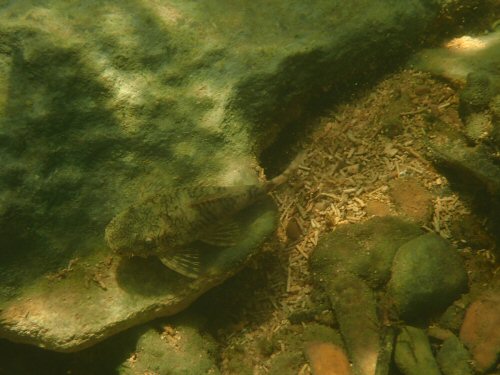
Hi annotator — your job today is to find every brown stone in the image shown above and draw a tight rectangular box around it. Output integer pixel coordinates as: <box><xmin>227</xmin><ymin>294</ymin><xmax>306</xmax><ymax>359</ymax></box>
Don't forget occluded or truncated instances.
<box><xmin>306</xmin><ymin>342</ymin><xmax>353</xmax><ymax>375</ymax></box>
<box><xmin>460</xmin><ymin>294</ymin><xmax>500</xmax><ymax>372</ymax></box>
<box><xmin>389</xmin><ymin>178</ymin><xmax>433</xmax><ymax>223</ymax></box>
<box><xmin>286</xmin><ymin>217</ymin><xmax>303</xmax><ymax>241</ymax></box>
<box><xmin>365</xmin><ymin>200</ymin><xmax>392</xmax><ymax>217</ymax></box>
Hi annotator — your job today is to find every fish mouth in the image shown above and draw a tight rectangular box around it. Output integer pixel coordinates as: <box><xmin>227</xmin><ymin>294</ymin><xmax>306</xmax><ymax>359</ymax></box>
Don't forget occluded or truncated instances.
<box><xmin>113</xmin><ymin>247</ymin><xmax>149</xmax><ymax>259</ymax></box>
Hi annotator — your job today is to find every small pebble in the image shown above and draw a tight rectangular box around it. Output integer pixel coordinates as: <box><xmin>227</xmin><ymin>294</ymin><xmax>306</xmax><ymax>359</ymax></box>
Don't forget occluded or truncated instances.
<box><xmin>415</xmin><ymin>85</ymin><xmax>431</xmax><ymax>96</ymax></box>
<box><xmin>286</xmin><ymin>218</ymin><xmax>302</xmax><ymax>241</ymax></box>
<box><xmin>345</xmin><ymin>164</ymin><xmax>360</xmax><ymax>174</ymax></box>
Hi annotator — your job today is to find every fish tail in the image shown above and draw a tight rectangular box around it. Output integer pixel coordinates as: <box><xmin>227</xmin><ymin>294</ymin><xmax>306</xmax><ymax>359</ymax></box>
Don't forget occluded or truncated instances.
<box><xmin>266</xmin><ymin>151</ymin><xmax>306</xmax><ymax>191</ymax></box>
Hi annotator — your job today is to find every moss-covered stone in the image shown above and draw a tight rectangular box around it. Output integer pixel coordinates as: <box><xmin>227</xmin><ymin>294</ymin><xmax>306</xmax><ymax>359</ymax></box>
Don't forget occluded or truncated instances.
<box><xmin>311</xmin><ymin>217</ymin><xmax>425</xmax><ymax>374</ymax></box>
<box><xmin>267</xmin><ymin>323</ymin><xmax>343</xmax><ymax>375</ymax></box>
<box><xmin>324</xmin><ymin>270</ymin><xmax>380</xmax><ymax>375</ymax></box>
<box><xmin>394</xmin><ymin>326</ymin><xmax>441</xmax><ymax>375</ymax></box>
<box><xmin>438</xmin><ymin>301</ymin><xmax>467</xmax><ymax>332</ymax></box>
<box><xmin>118</xmin><ymin>323</ymin><xmax>220</xmax><ymax>375</ymax></box>
<box><xmin>268</xmin><ymin>351</ymin><xmax>305</xmax><ymax>375</ymax></box>
<box><xmin>436</xmin><ymin>335</ymin><xmax>474</xmax><ymax>375</ymax></box>
<box><xmin>387</xmin><ymin>233</ymin><xmax>468</xmax><ymax>321</ymax></box>
<box><xmin>311</xmin><ymin>216</ymin><xmax>423</xmax><ymax>288</ymax></box>
<box><xmin>302</xmin><ymin>323</ymin><xmax>343</xmax><ymax>347</ymax></box>
<box><xmin>460</xmin><ymin>72</ymin><xmax>494</xmax><ymax>115</ymax></box>
<box><xmin>464</xmin><ymin>112</ymin><xmax>493</xmax><ymax>142</ymax></box>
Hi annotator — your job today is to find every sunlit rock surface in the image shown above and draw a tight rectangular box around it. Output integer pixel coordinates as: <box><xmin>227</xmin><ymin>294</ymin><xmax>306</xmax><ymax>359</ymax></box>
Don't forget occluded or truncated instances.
<box><xmin>0</xmin><ymin>0</ymin><xmax>456</xmax><ymax>351</ymax></box>
<box><xmin>411</xmin><ymin>29</ymin><xmax>500</xmax><ymax>86</ymax></box>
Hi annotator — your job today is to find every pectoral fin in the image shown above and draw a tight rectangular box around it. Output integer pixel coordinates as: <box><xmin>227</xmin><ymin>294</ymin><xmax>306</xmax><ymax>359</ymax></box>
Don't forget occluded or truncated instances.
<box><xmin>159</xmin><ymin>247</ymin><xmax>200</xmax><ymax>279</ymax></box>
<box><xmin>200</xmin><ymin>221</ymin><xmax>241</xmax><ymax>247</ymax></box>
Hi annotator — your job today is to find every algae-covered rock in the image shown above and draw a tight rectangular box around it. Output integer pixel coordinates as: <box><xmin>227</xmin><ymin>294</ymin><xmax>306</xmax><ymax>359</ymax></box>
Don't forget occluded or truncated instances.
<box><xmin>311</xmin><ymin>217</ymin><xmax>424</xmax><ymax>375</ymax></box>
<box><xmin>310</xmin><ymin>219</ymin><xmax>468</xmax><ymax>373</ymax></box>
<box><xmin>311</xmin><ymin>216</ymin><xmax>423</xmax><ymax>289</ymax></box>
<box><xmin>460</xmin><ymin>72</ymin><xmax>494</xmax><ymax>116</ymax></box>
<box><xmin>0</xmin><ymin>0</ymin><xmax>468</xmax><ymax>353</ymax></box>
<box><xmin>302</xmin><ymin>323</ymin><xmax>344</xmax><ymax>346</ymax></box>
<box><xmin>268</xmin><ymin>352</ymin><xmax>305</xmax><ymax>375</ymax></box>
<box><xmin>394</xmin><ymin>326</ymin><xmax>441</xmax><ymax>375</ymax></box>
<box><xmin>464</xmin><ymin>112</ymin><xmax>493</xmax><ymax>142</ymax></box>
<box><xmin>118</xmin><ymin>323</ymin><xmax>220</xmax><ymax>375</ymax></box>
<box><xmin>387</xmin><ymin>233</ymin><xmax>468</xmax><ymax>320</ymax></box>
<box><xmin>436</xmin><ymin>335</ymin><xmax>474</xmax><ymax>375</ymax></box>
<box><xmin>265</xmin><ymin>323</ymin><xmax>343</xmax><ymax>375</ymax></box>
<box><xmin>492</xmin><ymin>94</ymin><xmax>500</xmax><ymax>143</ymax></box>
<box><xmin>438</xmin><ymin>300</ymin><xmax>467</xmax><ymax>332</ymax></box>
<box><xmin>323</xmin><ymin>270</ymin><xmax>380</xmax><ymax>375</ymax></box>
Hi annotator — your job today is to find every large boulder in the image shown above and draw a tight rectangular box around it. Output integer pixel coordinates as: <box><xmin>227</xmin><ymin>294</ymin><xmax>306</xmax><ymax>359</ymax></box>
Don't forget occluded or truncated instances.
<box><xmin>0</xmin><ymin>0</ymin><xmax>464</xmax><ymax>351</ymax></box>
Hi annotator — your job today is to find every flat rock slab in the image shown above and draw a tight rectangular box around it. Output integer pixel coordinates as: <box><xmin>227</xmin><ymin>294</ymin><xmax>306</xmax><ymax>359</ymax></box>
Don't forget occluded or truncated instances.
<box><xmin>0</xmin><ymin>203</ymin><xmax>276</xmax><ymax>351</ymax></box>
<box><xmin>0</xmin><ymin>0</ymin><xmax>455</xmax><ymax>351</ymax></box>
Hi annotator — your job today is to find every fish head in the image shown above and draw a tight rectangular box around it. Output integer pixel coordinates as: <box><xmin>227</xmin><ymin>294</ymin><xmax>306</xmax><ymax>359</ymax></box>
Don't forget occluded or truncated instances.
<box><xmin>105</xmin><ymin>200</ymin><xmax>171</xmax><ymax>258</ymax></box>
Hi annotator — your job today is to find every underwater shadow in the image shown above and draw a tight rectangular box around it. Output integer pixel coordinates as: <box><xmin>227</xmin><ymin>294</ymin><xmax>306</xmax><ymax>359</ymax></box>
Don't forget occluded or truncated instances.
<box><xmin>115</xmin><ymin>256</ymin><xmax>187</xmax><ymax>297</ymax></box>
<box><xmin>0</xmin><ymin>323</ymin><xmax>147</xmax><ymax>375</ymax></box>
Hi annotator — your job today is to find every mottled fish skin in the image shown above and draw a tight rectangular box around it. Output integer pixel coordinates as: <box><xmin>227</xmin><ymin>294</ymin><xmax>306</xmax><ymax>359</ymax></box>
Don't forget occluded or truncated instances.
<box><xmin>106</xmin><ymin>185</ymin><xmax>263</xmax><ymax>252</ymax></box>
<box><xmin>104</xmin><ymin>152</ymin><xmax>305</xmax><ymax>277</ymax></box>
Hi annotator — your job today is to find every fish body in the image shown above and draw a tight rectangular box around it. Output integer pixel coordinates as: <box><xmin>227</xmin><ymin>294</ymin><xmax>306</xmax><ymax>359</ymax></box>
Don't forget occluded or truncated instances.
<box><xmin>105</xmin><ymin>153</ymin><xmax>304</xmax><ymax>278</ymax></box>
